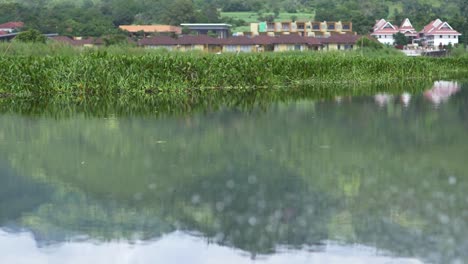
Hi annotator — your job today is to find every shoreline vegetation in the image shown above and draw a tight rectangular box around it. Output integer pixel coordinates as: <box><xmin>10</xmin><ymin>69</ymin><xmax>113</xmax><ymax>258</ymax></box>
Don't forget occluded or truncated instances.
<box><xmin>0</xmin><ymin>43</ymin><xmax>467</xmax><ymax>105</ymax></box>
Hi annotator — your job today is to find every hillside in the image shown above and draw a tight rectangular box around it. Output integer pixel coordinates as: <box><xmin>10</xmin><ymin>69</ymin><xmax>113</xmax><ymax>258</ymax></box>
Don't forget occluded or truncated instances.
<box><xmin>0</xmin><ymin>0</ymin><xmax>466</xmax><ymax>43</ymax></box>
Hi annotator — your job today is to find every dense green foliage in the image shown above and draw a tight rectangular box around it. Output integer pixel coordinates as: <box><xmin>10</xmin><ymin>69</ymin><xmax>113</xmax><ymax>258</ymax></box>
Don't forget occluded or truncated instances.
<box><xmin>13</xmin><ymin>29</ymin><xmax>47</xmax><ymax>43</ymax></box>
<box><xmin>0</xmin><ymin>50</ymin><xmax>467</xmax><ymax>100</ymax></box>
<box><xmin>0</xmin><ymin>0</ymin><xmax>466</xmax><ymax>42</ymax></box>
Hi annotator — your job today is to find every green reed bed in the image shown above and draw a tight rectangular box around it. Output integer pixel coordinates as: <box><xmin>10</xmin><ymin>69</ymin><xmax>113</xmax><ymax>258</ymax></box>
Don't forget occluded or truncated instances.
<box><xmin>0</xmin><ymin>51</ymin><xmax>467</xmax><ymax>100</ymax></box>
<box><xmin>0</xmin><ymin>78</ymin><xmax>443</xmax><ymax>117</ymax></box>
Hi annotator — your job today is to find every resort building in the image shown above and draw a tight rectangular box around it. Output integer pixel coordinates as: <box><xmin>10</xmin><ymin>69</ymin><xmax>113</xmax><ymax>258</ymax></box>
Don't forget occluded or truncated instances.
<box><xmin>119</xmin><ymin>25</ymin><xmax>182</xmax><ymax>37</ymax></box>
<box><xmin>398</xmin><ymin>18</ymin><xmax>418</xmax><ymax>43</ymax></box>
<box><xmin>370</xmin><ymin>19</ymin><xmax>399</xmax><ymax>45</ymax></box>
<box><xmin>249</xmin><ymin>21</ymin><xmax>354</xmax><ymax>37</ymax></box>
<box><xmin>52</xmin><ymin>34</ymin><xmax>361</xmax><ymax>53</ymax></box>
<box><xmin>180</xmin><ymin>23</ymin><xmax>231</xmax><ymax>39</ymax></box>
<box><xmin>177</xmin><ymin>35</ymin><xmax>222</xmax><ymax>52</ymax></box>
<box><xmin>419</xmin><ymin>19</ymin><xmax>461</xmax><ymax>48</ymax></box>
<box><xmin>321</xmin><ymin>34</ymin><xmax>360</xmax><ymax>51</ymax></box>
<box><xmin>133</xmin><ymin>34</ymin><xmax>359</xmax><ymax>52</ymax></box>
<box><xmin>0</xmin><ymin>21</ymin><xmax>24</xmax><ymax>33</ymax></box>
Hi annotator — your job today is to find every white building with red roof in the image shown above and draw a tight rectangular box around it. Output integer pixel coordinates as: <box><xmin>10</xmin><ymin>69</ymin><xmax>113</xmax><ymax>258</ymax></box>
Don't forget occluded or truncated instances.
<box><xmin>399</xmin><ymin>18</ymin><xmax>417</xmax><ymax>42</ymax></box>
<box><xmin>419</xmin><ymin>19</ymin><xmax>461</xmax><ymax>48</ymax></box>
<box><xmin>0</xmin><ymin>21</ymin><xmax>24</xmax><ymax>33</ymax></box>
<box><xmin>370</xmin><ymin>19</ymin><xmax>399</xmax><ymax>45</ymax></box>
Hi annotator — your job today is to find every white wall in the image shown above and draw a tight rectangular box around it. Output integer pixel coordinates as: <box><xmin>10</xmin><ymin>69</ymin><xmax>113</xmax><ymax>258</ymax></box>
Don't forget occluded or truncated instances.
<box><xmin>430</xmin><ymin>35</ymin><xmax>459</xmax><ymax>47</ymax></box>
<box><xmin>374</xmin><ymin>34</ymin><xmax>394</xmax><ymax>45</ymax></box>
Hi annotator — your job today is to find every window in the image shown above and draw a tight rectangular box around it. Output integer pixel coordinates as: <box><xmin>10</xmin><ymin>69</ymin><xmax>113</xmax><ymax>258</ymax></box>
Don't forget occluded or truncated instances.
<box><xmin>440</xmin><ymin>35</ymin><xmax>442</xmax><ymax>38</ymax></box>
<box><xmin>225</xmin><ymin>45</ymin><xmax>237</xmax><ymax>52</ymax></box>
<box><xmin>337</xmin><ymin>44</ymin><xmax>341</xmax><ymax>50</ymax></box>
<box><xmin>328</xmin><ymin>24</ymin><xmax>335</xmax><ymax>30</ymax></box>
<box><xmin>343</xmin><ymin>24</ymin><xmax>350</xmax><ymax>30</ymax></box>
<box><xmin>240</xmin><ymin>45</ymin><xmax>251</xmax><ymax>52</ymax></box>
<box><xmin>294</xmin><ymin>45</ymin><xmax>301</xmax><ymax>51</ymax></box>
<box><xmin>312</xmin><ymin>24</ymin><xmax>320</xmax><ymax>30</ymax></box>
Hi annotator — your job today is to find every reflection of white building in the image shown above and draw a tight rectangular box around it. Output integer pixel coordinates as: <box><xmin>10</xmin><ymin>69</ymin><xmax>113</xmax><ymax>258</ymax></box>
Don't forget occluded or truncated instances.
<box><xmin>400</xmin><ymin>93</ymin><xmax>411</xmax><ymax>107</ymax></box>
<box><xmin>374</xmin><ymin>93</ymin><xmax>393</xmax><ymax>107</ymax></box>
<box><xmin>424</xmin><ymin>81</ymin><xmax>460</xmax><ymax>106</ymax></box>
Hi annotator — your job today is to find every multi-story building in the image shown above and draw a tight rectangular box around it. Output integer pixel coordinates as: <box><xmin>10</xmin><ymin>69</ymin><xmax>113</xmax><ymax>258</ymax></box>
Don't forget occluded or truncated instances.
<box><xmin>370</xmin><ymin>19</ymin><xmax>399</xmax><ymax>45</ymax></box>
<box><xmin>419</xmin><ymin>19</ymin><xmax>461</xmax><ymax>48</ymax></box>
<box><xmin>250</xmin><ymin>21</ymin><xmax>353</xmax><ymax>37</ymax></box>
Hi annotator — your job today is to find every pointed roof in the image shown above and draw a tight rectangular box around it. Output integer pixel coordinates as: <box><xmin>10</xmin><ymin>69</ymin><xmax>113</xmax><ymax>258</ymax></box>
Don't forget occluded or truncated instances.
<box><xmin>371</xmin><ymin>19</ymin><xmax>399</xmax><ymax>35</ymax></box>
<box><xmin>399</xmin><ymin>18</ymin><xmax>417</xmax><ymax>36</ymax></box>
<box><xmin>420</xmin><ymin>19</ymin><xmax>461</xmax><ymax>36</ymax></box>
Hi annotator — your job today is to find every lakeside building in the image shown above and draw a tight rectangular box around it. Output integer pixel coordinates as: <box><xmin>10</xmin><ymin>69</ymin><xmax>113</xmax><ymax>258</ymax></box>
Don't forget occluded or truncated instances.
<box><xmin>0</xmin><ymin>21</ymin><xmax>24</xmax><ymax>34</ymax></box>
<box><xmin>371</xmin><ymin>18</ymin><xmax>461</xmax><ymax>48</ymax></box>
<box><xmin>398</xmin><ymin>18</ymin><xmax>418</xmax><ymax>43</ymax></box>
<box><xmin>418</xmin><ymin>19</ymin><xmax>461</xmax><ymax>48</ymax></box>
<box><xmin>249</xmin><ymin>21</ymin><xmax>354</xmax><ymax>37</ymax></box>
<box><xmin>370</xmin><ymin>19</ymin><xmax>399</xmax><ymax>45</ymax></box>
<box><xmin>371</xmin><ymin>18</ymin><xmax>417</xmax><ymax>45</ymax></box>
<box><xmin>119</xmin><ymin>25</ymin><xmax>182</xmax><ymax>37</ymax></box>
<box><xmin>180</xmin><ymin>23</ymin><xmax>231</xmax><ymax>39</ymax></box>
<box><xmin>51</xmin><ymin>34</ymin><xmax>360</xmax><ymax>52</ymax></box>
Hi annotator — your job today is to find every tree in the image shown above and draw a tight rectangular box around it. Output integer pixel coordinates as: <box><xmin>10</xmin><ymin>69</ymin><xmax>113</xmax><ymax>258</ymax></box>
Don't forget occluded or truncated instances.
<box><xmin>393</xmin><ymin>32</ymin><xmax>408</xmax><ymax>46</ymax></box>
<box><xmin>14</xmin><ymin>29</ymin><xmax>47</xmax><ymax>43</ymax></box>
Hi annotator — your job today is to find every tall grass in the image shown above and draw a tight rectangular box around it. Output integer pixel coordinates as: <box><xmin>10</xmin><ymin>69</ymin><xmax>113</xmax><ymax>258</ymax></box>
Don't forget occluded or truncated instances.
<box><xmin>0</xmin><ymin>47</ymin><xmax>467</xmax><ymax>100</ymax></box>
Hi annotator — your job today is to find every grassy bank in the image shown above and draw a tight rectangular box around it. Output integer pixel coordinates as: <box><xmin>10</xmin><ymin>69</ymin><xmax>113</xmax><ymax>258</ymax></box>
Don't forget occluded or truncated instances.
<box><xmin>0</xmin><ymin>47</ymin><xmax>467</xmax><ymax>101</ymax></box>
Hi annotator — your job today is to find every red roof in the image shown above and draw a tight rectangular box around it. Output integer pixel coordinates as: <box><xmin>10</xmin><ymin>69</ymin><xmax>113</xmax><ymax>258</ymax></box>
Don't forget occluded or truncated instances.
<box><xmin>178</xmin><ymin>35</ymin><xmax>221</xmax><ymax>45</ymax></box>
<box><xmin>138</xmin><ymin>36</ymin><xmax>178</xmax><ymax>46</ymax></box>
<box><xmin>252</xmin><ymin>35</ymin><xmax>274</xmax><ymax>45</ymax></box>
<box><xmin>0</xmin><ymin>21</ymin><xmax>24</xmax><ymax>29</ymax></box>
<box><xmin>420</xmin><ymin>19</ymin><xmax>461</xmax><ymax>36</ymax></box>
<box><xmin>321</xmin><ymin>34</ymin><xmax>360</xmax><ymax>44</ymax></box>
<box><xmin>271</xmin><ymin>34</ymin><xmax>308</xmax><ymax>44</ymax></box>
<box><xmin>305</xmin><ymin>37</ymin><xmax>321</xmax><ymax>46</ymax></box>
<box><xmin>371</xmin><ymin>19</ymin><xmax>399</xmax><ymax>35</ymax></box>
<box><xmin>222</xmin><ymin>36</ymin><xmax>255</xmax><ymax>45</ymax></box>
<box><xmin>119</xmin><ymin>25</ymin><xmax>182</xmax><ymax>34</ymax></box>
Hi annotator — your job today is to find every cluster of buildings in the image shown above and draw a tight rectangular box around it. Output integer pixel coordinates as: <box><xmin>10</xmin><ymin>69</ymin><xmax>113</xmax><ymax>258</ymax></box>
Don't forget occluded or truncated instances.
<box><xmin>0</xmin><ymin>17</ymin><xmax>462</xmax><ymax>52</ymax></box>
<box><xmin>371</xmin><ymin>18</ymin><xmax>461</xmax><ymax>47</ymax></box>
<box><xmin>50</xmin><ymin>34</ymin><xmax>360</xmax><ymax>52</ymax></box>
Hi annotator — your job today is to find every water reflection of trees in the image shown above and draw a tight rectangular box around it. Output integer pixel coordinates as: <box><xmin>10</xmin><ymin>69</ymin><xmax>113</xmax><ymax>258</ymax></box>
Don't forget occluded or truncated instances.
<box><xmin>0</xmin><ymin>81</ymin><xmax>467</xmax><ymax>262</ymax></box>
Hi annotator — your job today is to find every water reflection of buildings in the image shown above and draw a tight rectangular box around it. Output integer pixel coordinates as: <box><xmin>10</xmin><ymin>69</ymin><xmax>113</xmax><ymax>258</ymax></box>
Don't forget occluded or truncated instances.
<box><xmin>374</xmin><ymin>93</ymin><xmax>393</xmax><ymax>107</ymax></box>
<box><xmin>372</xmin><ymin>81</ymin><xmax>460</xmax><ymax>107</ymax></box>
<box><xmin>424</xmin><ymin>81</ymin><xmax>460</xmax><ymax>106</ymax></box>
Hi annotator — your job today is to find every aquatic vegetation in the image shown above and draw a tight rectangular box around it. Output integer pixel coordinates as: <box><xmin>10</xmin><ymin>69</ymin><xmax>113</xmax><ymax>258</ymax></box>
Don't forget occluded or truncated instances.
<box><xmin>0</xmin><ymin>51</ymin><xmax>467</xmax><ymax>100</ymax></box>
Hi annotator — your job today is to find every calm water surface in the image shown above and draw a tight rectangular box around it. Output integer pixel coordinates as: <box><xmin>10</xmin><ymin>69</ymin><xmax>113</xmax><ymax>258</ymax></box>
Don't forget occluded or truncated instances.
<box><xmin>0</xmin><ymin>81</ymin><xmax>467</xmax><ymax>264</ymax></box>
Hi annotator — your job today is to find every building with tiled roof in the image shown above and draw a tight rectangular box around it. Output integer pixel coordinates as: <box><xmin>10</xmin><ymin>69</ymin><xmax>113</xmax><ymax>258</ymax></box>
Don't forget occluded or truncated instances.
<box><xmin>419</xmin><ymin>19</ymin><xmax>461</xmax><ymax>48</ymax></box>
<box><xmin>119</xmin><ymin>25</ymin><xmax>182</xmax><ymax>36</ymax></box>
<box><xmin>370</xmin><ymin>19</ymin><xmax>399</xmax><ymax>45</ymax></box>
<box><xmin>50</xmin><ymin>34</ymin><xmax>363</xmax><ymax>53</ymax></box>
<box><xmin>321</xmin><ymin>34</ymin><xmax>361</xmax><ymax>50</ymax></box>
<box><xmin>399</xmin><ymin>19</ymin><xmax>417</xmax><ymax>37</ymax></box>
<box><xmin>0</xmin><ymin>21</ymin><xmax>24</xmax><ymax>33</ymax></box>
<box><xmin>138</xmin><ymin>36</ymin><xmax>178</xmax><ymax>50</ymax></box>
<box><xmin>177</xmin><ymin>35</ymin><xmax>222</xmax><ymax>52</ymax></box>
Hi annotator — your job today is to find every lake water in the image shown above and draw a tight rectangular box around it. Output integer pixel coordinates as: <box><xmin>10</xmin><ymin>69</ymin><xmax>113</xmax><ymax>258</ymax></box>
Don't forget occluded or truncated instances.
<box><xmin>0</xmin><ymin>81</ymin><xmax>467</xmax><ymax>264</ymax></box>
